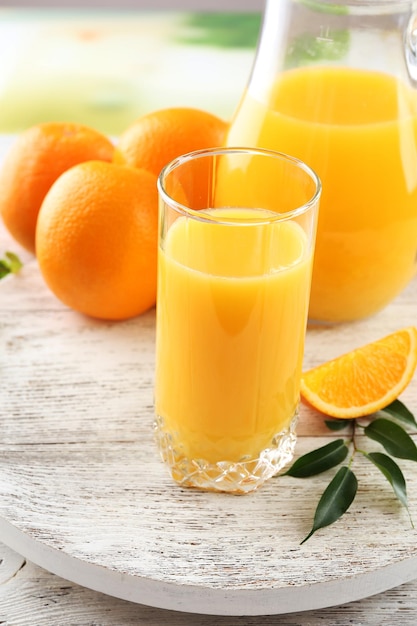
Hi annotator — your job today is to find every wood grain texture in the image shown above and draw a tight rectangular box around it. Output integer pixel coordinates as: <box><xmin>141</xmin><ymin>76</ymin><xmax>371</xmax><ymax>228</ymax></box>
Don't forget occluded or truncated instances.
<box><xmin>1</xmin><ymin>259</ymin><xmax>417</xmax><ymax>617</ymax></box>
<box><xmin>0</xmin><ymin>541</ymin><xmax>25</xmax><ymax>585</ymax></box>
<box><xmin>0</xmin><ymin>541</ymin><xmax>417</xmax><ymax>626</ymax></box>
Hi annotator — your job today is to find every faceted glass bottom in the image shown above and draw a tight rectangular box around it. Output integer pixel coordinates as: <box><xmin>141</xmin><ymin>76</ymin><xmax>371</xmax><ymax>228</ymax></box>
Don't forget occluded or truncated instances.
<box><xmin>154</xmin><ymin>412</ymin><xmax>298</xmax><ymax>494</ymax></box>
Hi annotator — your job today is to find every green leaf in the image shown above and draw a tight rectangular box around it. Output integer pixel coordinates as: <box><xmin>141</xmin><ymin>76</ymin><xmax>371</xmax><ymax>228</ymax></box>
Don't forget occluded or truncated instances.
<box><xmin>325</xmin><ymin>419</ymin><xmax>352</xmax><ymax>431</ymax></box>
<box><xmin>364</xmin><ymin>452</ymin><xmax>410</xmax><ymax>513</ymax></box>
<box><xmin>0</xmin><ymin>251</ymin><xmax>22</xmax><ymax>279</ymax></box>
<box><xmin>364</xmin><ymin>452</ymin><xmax>414</xmax><ymax>529</ymax></box>
<box><xmin>0</xmin><ymin>260</ymin><xmax>9</xmax><ymax>279</ymax></box>
<box><xmin>5</xmin><ymin>251</ymin><xmax>22</xmax><ymax>274</ymax></box>
<box><xmin>284</xmin><ymin>439</ymin><xmax>349</xmax><ymax>478</ymax></box>
<box><xmin>378</xmin><ymin>399</ymin><xmax>417</xmax><ymax>429</ymax></box>
<box><xmin>177</xmin><ymin>13</ymin><xmax>262</xmax><ymax>49</ymax></box>
<box><xmin>301</xmin><ymin>466</ymin><xmax>358</xmax><ymax>544</ymax></box>
<box><xmin>365</xmin><ymin>418</ymin><xmax>417</xmax><ymax>462</ymax></box>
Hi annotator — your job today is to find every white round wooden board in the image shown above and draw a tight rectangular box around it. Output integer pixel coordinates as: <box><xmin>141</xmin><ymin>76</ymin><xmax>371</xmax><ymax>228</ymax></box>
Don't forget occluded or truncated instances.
<box><xmin>1</xmin><ymin>262</ymin><xmax>417</xmax><ymax>616</ymax></box>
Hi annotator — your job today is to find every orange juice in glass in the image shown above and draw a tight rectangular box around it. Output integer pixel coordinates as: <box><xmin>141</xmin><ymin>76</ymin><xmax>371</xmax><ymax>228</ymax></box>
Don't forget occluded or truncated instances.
<box><xmin>155</xmin><ymin>147</ymin><xmax>320</xmax><ymax>493</ymax></box>
<box><xmin>226</xmin><ymin>0</ymin><xmax>417</xmax><ymax>322</ymax></box>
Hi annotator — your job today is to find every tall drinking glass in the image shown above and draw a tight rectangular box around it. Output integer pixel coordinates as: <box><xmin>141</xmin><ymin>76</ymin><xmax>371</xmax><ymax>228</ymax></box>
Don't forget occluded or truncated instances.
<box><xmin>155</xmin><ymin>147</ymin><xmax>320</xmax><ymax>494</ymax></box>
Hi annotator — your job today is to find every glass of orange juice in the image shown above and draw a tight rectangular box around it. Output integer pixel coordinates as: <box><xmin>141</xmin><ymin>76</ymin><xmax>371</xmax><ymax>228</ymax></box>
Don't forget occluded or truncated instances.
<box><xmin>155</xmin><ymin>147</ymin><xmax>320</xmax><ymax>494</ymax></box>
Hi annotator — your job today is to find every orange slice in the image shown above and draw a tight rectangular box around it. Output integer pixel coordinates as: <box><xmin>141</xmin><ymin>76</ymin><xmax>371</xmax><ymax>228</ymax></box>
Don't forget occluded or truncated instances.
<box><xmin>300</xmin><ymin>327</ymin><xmax>417</xmax><ymax>418</ymax></box>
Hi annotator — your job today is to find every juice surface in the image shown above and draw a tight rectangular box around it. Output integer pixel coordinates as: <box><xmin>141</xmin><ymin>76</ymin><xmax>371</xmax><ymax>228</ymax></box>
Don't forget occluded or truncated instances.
<box><xmin>155</xmin><ymin>208</ymin><xmax>312</xmax><ymax>463</ymax></box>
<box><xmin>226</xmin><ymin>67</ymin><xmax>417</xmax><ymax>321</ymax></box>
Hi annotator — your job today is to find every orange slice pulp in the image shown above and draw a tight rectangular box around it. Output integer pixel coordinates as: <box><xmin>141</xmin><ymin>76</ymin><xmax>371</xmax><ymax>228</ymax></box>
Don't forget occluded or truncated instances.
<box><xmin>300</xmin><ymin>327</ymin><xmax>417</xmax><ymax>418</ymax></box>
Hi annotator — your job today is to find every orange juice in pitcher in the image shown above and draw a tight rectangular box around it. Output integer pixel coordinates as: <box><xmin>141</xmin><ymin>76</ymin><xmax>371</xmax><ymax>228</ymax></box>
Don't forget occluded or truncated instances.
<box><xmin>227</xmin><ymin>0</ymin><xmax>417</xmax><ymax>322</ymax></box>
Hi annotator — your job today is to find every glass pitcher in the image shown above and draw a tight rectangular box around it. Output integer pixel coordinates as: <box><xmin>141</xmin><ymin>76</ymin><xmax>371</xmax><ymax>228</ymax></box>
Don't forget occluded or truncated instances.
<box><xmin>226</xmin><ymin>0</ymin><xmax>417</xmax><ymax>322</ymax></box>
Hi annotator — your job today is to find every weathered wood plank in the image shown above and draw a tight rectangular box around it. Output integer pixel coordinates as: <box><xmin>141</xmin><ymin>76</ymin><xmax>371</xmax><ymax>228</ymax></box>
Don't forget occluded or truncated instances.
<box><xmin>0</xmin><ymin>541</ymin><xmax>25</xmax><ymax>585</ymax></box>
<box><xmin>1</xmin><ymin>544</ymin><xmax>417</xmax><ymax>625</ymax></box>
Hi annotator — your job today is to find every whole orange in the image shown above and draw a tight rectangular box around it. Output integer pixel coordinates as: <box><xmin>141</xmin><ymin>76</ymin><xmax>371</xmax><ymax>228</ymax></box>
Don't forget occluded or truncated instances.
<box><xmin>36</xmin><ymin>160</ymin><xmax>158</xmax><ymax>321</ymax></box>
<box><xmin>114</xmin><ymin>107</ymin><xmax>228</xmax><ymax>178</ymax></box>
<box><xmin>0</xmin><ymin>121</ymin><xmax>115</xmax><ymax>254</ymax></box>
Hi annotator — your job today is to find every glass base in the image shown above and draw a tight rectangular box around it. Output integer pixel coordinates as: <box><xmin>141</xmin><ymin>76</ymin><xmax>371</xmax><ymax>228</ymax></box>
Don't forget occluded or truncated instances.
<box><xmin>154</xmin><ymin>413</ymin><xmax>298</xmax><ymax>494</ymax></box>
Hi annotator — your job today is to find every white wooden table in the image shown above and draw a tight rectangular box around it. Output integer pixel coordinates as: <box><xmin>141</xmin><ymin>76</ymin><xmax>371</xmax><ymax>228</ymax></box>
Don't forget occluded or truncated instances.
<box><xmin>1</xmin><ymin>133</ymin><xmax>417</xmax><ymax>624</ymax></box>
<box><xmin>0</xmin><ymin>539</ymin><xmax>417</xmax><ymax>626</ymax></box>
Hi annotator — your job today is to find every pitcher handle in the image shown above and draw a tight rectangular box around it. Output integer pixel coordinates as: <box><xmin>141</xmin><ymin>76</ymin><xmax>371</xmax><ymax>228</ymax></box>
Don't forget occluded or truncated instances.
<box><xmin>405</xmin><ymin>10</ymin><xmax>417</xmax><ymax>84</ymax></box>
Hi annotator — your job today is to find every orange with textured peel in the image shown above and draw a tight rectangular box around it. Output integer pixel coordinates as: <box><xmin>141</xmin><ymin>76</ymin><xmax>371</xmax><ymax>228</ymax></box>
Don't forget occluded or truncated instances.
<box><xmin>300</xmin><ymin>327</ymin><xmax>417</xmax><ymax>418</ymax></box>
<box><xmin>36</xmin><ymin>160</ymin><xmax>158</xmax><ymax>321</ymax></box>
<box><xmin>0</xmin><ymin>121</ymin><xmax>115</xmax><ymax>253</ymax></box>
<box><xmin>114</xmin><ymin>106</ymin><xmax>228</xmax><ymax>178</ymax></box>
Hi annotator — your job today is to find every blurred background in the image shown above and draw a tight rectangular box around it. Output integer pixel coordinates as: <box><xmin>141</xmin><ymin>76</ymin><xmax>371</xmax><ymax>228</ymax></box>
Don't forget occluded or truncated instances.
<box><xmin>0</xmin><ymin>0</ymin><xmax>264</xmax><ymax>135</ymax></box>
